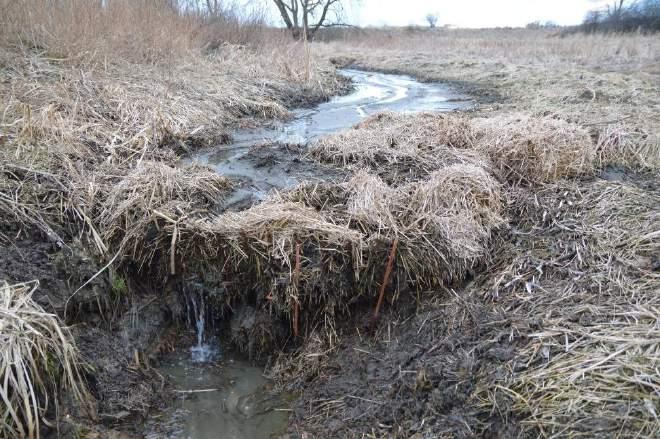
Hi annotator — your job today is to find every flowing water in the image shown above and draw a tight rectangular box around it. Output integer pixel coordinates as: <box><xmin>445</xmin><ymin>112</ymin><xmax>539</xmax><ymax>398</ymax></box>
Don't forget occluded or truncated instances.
<box><xmin>147</xmin><ymin>69</ymin><xmax>471</xmax><ymax>438</ymax></box>
<box><xmin>192</xmin><ymin>69</ymin><xmax>472</xmax><ymax>210</ymax></box>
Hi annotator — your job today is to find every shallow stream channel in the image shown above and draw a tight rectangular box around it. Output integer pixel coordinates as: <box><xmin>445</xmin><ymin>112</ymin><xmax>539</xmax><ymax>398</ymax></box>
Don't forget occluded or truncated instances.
<box><xmin>145</xmin><ymin>69</ymin><xmax>472</xmax><ymax>438</ymax></box>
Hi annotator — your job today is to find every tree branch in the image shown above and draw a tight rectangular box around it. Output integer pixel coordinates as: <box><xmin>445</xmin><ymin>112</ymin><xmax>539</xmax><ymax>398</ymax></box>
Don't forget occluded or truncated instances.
<box><xmin>311</xmin><ymin>0</ymin><xmax>341</xmax><ymax>34</ymax></box>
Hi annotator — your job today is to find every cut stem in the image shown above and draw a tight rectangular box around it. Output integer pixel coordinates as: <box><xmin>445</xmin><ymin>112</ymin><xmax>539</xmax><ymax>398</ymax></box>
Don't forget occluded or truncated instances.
<box><xmin>293</xmin><ymin>242</ymin><xmax>301</xmax><ymax>337</ymax></box>
<box><xmin>373</xmin><ymin>238</ymin><xmax>399</xmax><ymax>322</ymax></box>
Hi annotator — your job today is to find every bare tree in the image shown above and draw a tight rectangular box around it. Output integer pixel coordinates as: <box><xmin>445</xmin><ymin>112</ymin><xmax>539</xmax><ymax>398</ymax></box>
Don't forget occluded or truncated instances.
<box><xmin>581</xmin><ymin>0</ymin><xmax>660</xmax><ymax>32</ymax></box>
<box><xmin>271</xmin><ymin>0</ymin><xmax>346</xmax><ymax>40</ymax></box>
<box><xmin>206</xmin><ymin>0</ymin><xmax>222</xmax><ymax>16</ymax></box>
<box><xmin>425</xmin><ymin>13</ymin><xmax>438</xmax><ymax>28</ymax></box>
<box><xmin>606</xmin><ymin>0</ymin><xmax>626</xmax><ymax>21</ymax></box>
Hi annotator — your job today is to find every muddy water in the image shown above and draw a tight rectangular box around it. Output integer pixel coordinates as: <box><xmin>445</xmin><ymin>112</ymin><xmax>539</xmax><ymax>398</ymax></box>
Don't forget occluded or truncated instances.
<box><xmin>155</xmin><ymin>70</ymin><xmax>470</xmax><ymax>438</ymax></box>
<box><xmin>193</xmin><ymin>69</ymin><xmax>472</xmax><ymax>210</ymax></box>
<box><xmin>144</xmin><ymin>347</ymin><xmax>291</xmax><ymax>439</ymax></box>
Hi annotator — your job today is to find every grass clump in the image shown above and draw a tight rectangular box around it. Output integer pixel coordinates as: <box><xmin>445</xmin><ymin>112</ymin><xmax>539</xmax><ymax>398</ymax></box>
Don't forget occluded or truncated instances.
<box><xmin>310</xmin><ymin>111</ymin><xmax>605</xmax><ymax>186</ymax></box>
<box><xmin>310</xmin><ymin>112</ymin><xmax>485</xmax><ymax>184</ymax></box>
<box><xmin>0</xmin><ymin>281</ymin><xmax>90</xmax><ymax>439</ymax></box>
<box><xmin>472</xmin><ymin>113</ymin><xmax>597</xmax><ymax>184</ymax></box>
<box><xmin>176</xmin><ymin>161</ymin><xmax>504</xmax><ymax>353</ymax></box>
<box><xmin>88</xmin><ymin>162</ymin><xmax>232</xmax><ymax>271</ymax></box>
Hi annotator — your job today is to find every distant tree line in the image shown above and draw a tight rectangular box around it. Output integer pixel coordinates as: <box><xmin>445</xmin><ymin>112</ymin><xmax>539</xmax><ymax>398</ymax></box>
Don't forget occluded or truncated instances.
<box><xmin>579</xmin><ymin>0</ymin><xmax>660</xmax><ymax>33</ymax></box>
<box><xmin>526</xmin><ymin>21</ymin><xmax>560</xmax><ymax>30</ymax></box>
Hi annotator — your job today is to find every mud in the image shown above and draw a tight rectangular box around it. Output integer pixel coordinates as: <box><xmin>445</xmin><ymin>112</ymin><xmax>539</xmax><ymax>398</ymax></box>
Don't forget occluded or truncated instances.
<box><xmin>0</xmin><ymin>232</ymin><xmax>108</xmax><ymax>315</ymax></box>
<box><xmin>197</xmin><ymin>142</ymin><xmax>347</xmax><ymax>211</ymax></box>
<box><xmin>0</xmin><ymin>225</ymin><xmax>179</xmax><ymax>437</ymax></box>
<box><xmin>284</xmin><ymin>290</ymin><xmax>524</xmax><ymax>438</ymax></box>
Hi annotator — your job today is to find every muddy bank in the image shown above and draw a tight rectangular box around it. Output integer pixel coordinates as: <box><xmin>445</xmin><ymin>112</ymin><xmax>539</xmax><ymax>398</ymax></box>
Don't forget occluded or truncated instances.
<box><xmin>286</xmin><ymin>295</ymin><xmax>523</xmax><ymax>438</ymax></box>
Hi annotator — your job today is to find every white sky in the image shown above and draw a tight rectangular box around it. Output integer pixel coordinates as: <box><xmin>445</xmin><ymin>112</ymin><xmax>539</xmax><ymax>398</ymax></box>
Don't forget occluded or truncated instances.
<box><xmin>256</xmin><ymin>0</ymin><xmax>613</xmax><ymax>28</ymax></box>
<box><xmin>350</xmin><ymin>0</ymin><xmax>612</xmax><ymax>28</ymax></box>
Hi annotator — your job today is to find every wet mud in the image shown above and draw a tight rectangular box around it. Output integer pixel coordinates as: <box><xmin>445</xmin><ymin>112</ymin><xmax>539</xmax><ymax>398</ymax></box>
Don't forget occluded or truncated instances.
<box><xmin>287</xmin><ymin>296</ymin><xmax>523</xmax><ymax>438</ymax></box>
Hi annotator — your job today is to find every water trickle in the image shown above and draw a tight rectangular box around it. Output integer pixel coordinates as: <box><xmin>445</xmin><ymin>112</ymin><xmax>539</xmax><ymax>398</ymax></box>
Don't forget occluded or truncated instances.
<box><xmin>188</xmin><ymin>291</ymin><xmax>217</xmax><ymax>363</ymax></box>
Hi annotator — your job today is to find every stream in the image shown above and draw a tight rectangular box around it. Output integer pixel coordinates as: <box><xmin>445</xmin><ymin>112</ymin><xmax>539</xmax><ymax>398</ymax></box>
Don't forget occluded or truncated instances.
<box><xmin>145</xmin><ymin>69</ymin><xmax>471</xmax><ymax>439</ymax></box>
<box><xmin>193</xmin><ymin>69</ymin><xmax>472</xmax><ymax>210</ymax></box>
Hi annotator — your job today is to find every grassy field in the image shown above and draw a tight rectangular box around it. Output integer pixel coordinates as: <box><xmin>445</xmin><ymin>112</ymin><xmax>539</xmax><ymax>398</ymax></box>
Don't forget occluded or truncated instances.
<box><xmin>1</xmin><ymin>3</ymin><xmax>658</xmax><ymax>437</ymax></box>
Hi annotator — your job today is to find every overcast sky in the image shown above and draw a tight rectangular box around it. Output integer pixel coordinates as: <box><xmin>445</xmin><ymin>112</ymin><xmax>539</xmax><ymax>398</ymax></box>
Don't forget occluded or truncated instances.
<box><xmin>349</xmin><ymin>0</ymin><xmax>611</xmax><ymax>28</ymax></box>
<box><xmin>257</xmin><ymin>0</ymin><xmax>613</xmax><ymax>28</ymax></box>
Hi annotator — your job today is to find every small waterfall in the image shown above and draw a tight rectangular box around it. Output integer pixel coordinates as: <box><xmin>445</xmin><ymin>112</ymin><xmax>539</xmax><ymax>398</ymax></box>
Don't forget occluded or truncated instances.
<box><xmin>188</xmin><ymin>289</ymin><xmax>217</xmax><ymax>363</ymax></box>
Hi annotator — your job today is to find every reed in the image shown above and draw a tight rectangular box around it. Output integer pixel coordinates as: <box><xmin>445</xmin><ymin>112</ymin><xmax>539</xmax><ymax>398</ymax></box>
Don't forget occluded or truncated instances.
<box><xmin>0</xmin><ymin>281</ymin><xmax>90</xmax><ymax>438</ymax></box>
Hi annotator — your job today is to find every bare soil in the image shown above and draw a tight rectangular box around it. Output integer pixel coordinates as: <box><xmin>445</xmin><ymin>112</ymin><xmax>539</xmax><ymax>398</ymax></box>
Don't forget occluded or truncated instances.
<box><xmin>287</xmin><ymin>295</ymin><xmax>524</xmax><ymax>438</ymax></box>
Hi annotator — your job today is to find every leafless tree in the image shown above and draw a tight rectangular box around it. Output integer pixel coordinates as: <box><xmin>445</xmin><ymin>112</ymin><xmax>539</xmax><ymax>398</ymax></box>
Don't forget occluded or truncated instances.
<box><xmin>271</xmin><ymin>0</ymin><xmax>346</xmax><ymax>39</ymax></box>
<box><xmin>206</xmin><ymin>0</ymin><xmax>223</xmax><ymax>16</ymax></box>
<box><xmin>425</xmin><ymin>13</ymin><xmax>438</xmax><ymax>28</ymax></box>
<box><xmin>581</xmin><ymin>0</ymin><xmax>660</xmax><ymax>32</ymax></box>
<box><xmin>606</xmin><ymin>0</ymin><xmax>626</xmax><ymax>21</ymax></box>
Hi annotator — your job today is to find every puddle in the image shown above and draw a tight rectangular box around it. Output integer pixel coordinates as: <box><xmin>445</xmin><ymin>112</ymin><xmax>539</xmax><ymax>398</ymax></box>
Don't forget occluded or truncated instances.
<box><xmin>144</xmin><ymin>346</ymin><xmax>291</xmax><ymax>439</ymax></box>
<box><xmin>192</xmin><ymin>69</ymin><xmax>472</xmax><ymax>210</ymax></box>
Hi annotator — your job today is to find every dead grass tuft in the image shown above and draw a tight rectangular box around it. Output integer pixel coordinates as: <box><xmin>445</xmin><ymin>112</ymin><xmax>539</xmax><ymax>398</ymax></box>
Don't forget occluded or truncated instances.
<box><xmin>312</xmin><ymin>111</ymin><xmax>603</xmax><ymax>186</ymax></box>
<box><xmin>0</xmin><ymin>281</ymin><xmax>90</xmax><ymax>438</ymax></box>
<box><xmin>310</xmin><ymin>112</ymin><xmax>487</xmax><ymax>184</ymax></box>
<box><xmin>177</xmin><ymin>162</ymin><xmax>503</xmax><ymax>350</ymax></box>
<box><xmin>88</xmin><ymin>162</ymin><xmax>232</xmax><ymax>270</ymax></box>
<box><xmin>472</xmin><ymin>113</ymin><xmax>596</xmax><ymax>184</ymax></box>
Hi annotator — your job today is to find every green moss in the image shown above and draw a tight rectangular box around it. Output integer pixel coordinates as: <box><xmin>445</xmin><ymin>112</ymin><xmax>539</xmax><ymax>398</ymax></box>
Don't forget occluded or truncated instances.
<box><xmin>111</xmin><ymin>274</ymin><xmax>127</xmax><ymax>299</ymax></box>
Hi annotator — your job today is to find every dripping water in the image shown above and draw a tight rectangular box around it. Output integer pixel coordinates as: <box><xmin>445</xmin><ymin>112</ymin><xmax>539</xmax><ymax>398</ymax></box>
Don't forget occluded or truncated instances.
<box><xmin>188</xmin><ymin>289</ymin><xmax>217</xmax><ymax>363</ymax></box>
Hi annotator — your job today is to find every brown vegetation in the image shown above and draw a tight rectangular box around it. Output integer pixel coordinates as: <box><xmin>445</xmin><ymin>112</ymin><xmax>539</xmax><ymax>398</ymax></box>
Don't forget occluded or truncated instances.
<box><xmin>0</xmin><ymin>0</ymin><xmax>344</xmax><ymax>435</ymax></box>
<box><xmin>1</xmin><ymin>4</ymin><xmax>658</xmax><ymax>437</ymax></box>
<box><xmin>0</xmin><ymin>281</ymin><xmax>90</xmax><ymax>438</ymax></box>
<box><xmin>322</xmin><ymin>28</ymin><xmax>660</xmax><ymax>169</ymax></box>
<box><xmin>280</xmin><ymin>28</ymin><xmax>659</xmax><ymax>438</ymax></box>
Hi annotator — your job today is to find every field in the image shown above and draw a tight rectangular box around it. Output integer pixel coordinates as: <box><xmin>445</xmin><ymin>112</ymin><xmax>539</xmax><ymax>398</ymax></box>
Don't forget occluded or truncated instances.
<box><xmin>1</xmin><ymin>2</ymin><xmax>659</xmax><ymax>438</ymax></box>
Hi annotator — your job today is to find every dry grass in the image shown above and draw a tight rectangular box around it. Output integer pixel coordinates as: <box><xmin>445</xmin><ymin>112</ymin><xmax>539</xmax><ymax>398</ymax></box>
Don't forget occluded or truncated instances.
<box><xmin>325</xmin><ymin>27</ymin><xmax>659</xmax><ymax>68</ymax></box>
<box><xmin>172</xmin><ymin>161</ymin><xmax>503</xmax><ymax>353</ymax></box>
<box><xmin>89</xmin><ymin>162</ymin><xmax>232</xmax><ymax>270</ymax></box>
<box><xmin>310</xmin><ymin>112</ymin><xmax>487</xmax><ymax>184</ymax></box>
<box><xmin>472</xmin><ymin>113</ymin><xmax>597</xmax><ymax>184</ymax></box>
<box><xmin>474</xmin><ymin>179</ymin><xmax>660</xmax><ymax>437</ymax></box>
<box><xmin>1</xmin><ymin>7</ymin><xmax>658</xmax><ymax>435</ymax></box>
<box><xmin>0</xmin><ymin>0</ymin><xmax>344</xmax><ymax>264</ymax></box>
<box><xmin>1</xmin><ymin>281</ymin><xmax>90</xmax><ymax>438</ymax></box>
<box><xmin>312</xmin><ymin>110</ymin><xmax>604</xmax><ymax>185</ymax></box>
<box><xmin>318</xmin><ymin>28</ymin><xmax>660</xmax><ymax>171</ymax></box>
<box><xmin>0</xmin><ymin>0</ymin><xmax>346</xmax><ymax>424</ymax></box>
<box><xmin>281</xmin><ymin>29</ymin><xmax>660</xmax><ymax>437</ymax></box>
<box><xmin>0</xmin><ymin>0</ymin><xmax>281</xmax><ymax>63</ymax></box>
